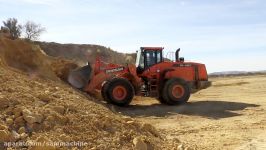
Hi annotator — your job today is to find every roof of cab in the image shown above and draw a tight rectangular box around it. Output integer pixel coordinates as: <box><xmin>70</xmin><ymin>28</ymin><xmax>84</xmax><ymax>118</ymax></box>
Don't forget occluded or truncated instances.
<box><xmin>140</xmin><ymin>47</ymin><xmax>164</xmax><ymax>51</ymax></box>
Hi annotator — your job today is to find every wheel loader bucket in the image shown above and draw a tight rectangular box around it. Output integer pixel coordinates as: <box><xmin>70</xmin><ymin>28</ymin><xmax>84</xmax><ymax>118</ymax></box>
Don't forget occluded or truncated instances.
<box><xmin>67</xmin><ymin>65</ymin><xmax>92</xmax><ymax>89</ymax></box>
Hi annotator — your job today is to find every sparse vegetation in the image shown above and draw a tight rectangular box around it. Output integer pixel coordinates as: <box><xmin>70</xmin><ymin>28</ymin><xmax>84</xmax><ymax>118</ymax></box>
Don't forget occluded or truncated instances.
<box><xmin>1</xmin><ymin>18</ymin><xmax>46</xmax><ymax>41</ymax></box>
<box><xmin>2</xmin><ymin>18</ymin><xmax>22</xmax><ymax>40</ymax></box>
<box><xmin>24</xmin><ymin>21</ymin><xmax>46</xmax><ymax>41</ymax></box>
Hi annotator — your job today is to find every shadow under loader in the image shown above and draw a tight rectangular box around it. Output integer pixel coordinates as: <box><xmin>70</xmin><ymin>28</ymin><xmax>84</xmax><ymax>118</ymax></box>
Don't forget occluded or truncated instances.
<box><xmin>114</xmin><ymin>100</ymin><xmax>259</xmax><ymax>119</ymax></box>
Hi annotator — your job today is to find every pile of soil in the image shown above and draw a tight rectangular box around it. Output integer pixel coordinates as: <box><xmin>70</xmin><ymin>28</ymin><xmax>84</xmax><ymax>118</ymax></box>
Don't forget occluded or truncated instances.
<box><xmin>50</xmin><ymin>58</ymin><xmax>79</xmax><ymax>81</ymax></box>
<box><xmin>0</xmin><ymin>38</ymin><xmax>57</xmax><ymax>80</ymax></box>
<box><xmin>0</xmin><ymin>37</ymin><xmax>80</xmax><ymax>82</ymax></box>
<box><xmin>0</xmin><ymin>66</ymin><xmax>162</xmax><ymax>149</ymax></box>
<box><xmin>0</xmin><ymin>37</ymin><xmax>164</xmax><ymax>149</ymax></box>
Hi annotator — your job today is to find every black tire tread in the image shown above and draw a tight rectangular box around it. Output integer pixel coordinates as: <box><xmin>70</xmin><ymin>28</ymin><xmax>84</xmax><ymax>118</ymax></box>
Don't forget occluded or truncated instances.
<box><xmin>101</xmin><ymin>81</ymin><xmax>110</xmax><ymax>102</ymax></box>
<box><xmin>105</xmin><ymin>78</ymin><xmax>134</xmax><ymax>106</ymax></box>
<box><xmin>162</xmin><ymin>78</ymin><xmax>190</xmax><ymax>105</ymax></box>
<box><xmin>157</xmin><ymin>96</ymin><xmax>167</xmax><ymax>104</ymax></box>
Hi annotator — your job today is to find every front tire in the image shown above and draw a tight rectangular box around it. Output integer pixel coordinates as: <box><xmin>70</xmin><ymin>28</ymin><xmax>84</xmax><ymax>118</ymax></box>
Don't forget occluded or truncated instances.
<box><xmin>101</xmin><ymin>81</ymin><xmax>110</xmax><ymax>102</ymax></box>
<box><xmin>162</xmin><ymin>78</ymin><xmax>190</xmax><ymax>105</ymax></box>
<box><xmin>157</xmin><ymin>95</ymin><xmax>168</xmax><ymax>104</ymax></box>
<box><xmin>103</xmin><ymin>78</ymin><xmax>134</xmax><ymax>106</ymax></box>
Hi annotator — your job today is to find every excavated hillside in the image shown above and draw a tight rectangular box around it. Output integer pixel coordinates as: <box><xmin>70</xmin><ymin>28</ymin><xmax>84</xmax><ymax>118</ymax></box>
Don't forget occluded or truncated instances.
<box><xmin>0</xmin><ymin>37</ymin><xmax>173</xmax><ymax>149</ymax></box>
<box><xmin>36</xmin><ymin>41</ymin><xmax>136</xmax><ymax>66</ymax></box>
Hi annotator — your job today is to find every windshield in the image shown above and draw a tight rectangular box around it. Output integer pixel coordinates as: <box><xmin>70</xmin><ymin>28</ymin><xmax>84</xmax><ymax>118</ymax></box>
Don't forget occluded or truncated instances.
<box><xmin>146</xmin><ymin>51</ymin><xmax>156</xmax><ymax>67</ymax></box>
<box><xmin>136</xmin><ymin>49</ymin><xmax>163</xmax><ymax>69</ymax></box>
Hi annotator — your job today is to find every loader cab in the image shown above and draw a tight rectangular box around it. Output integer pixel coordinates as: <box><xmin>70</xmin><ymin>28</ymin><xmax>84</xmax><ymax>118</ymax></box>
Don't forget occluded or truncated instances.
<box><xmin>136</xmin><ymin>47</ymin><xmax>163</xmax><ymax>74</ymax></box>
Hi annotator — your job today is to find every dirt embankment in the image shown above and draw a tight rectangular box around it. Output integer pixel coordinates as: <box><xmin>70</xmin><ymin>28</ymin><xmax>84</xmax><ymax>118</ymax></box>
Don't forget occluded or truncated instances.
<box><xmin>0</xmin><ymin>37</ymin><xmax>168</xmax><ymax>149</ymax></box>
<box><xmin>0</xmin><ymin>38</ymin><xmax>58</xmax><ymax>80</ymax></box>
<box><xmin>0</xmin><ymin>66</ymin><xmax>163</xmax><ymax>149</ymax></box>
<box><xmin>0</xmin><ymin>38</ymin><xmax>80</xmax><ymax>82</ymax></box>
<box><xmin>35</xmin><ymin>41</ymin><xmax>136</xmax><ymax>66</ymax></box>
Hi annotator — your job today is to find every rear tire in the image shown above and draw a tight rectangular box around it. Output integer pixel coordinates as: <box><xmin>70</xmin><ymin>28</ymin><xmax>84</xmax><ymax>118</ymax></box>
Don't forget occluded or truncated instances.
<box><xmin>104</xmin><ymin>78</ymin><xmax>134</xmax><ymax>106</ymax></box>
<box><xmin>162</xmin><ymin>78</ymin><xmax>190</xmax><ymax>105</ymax></box>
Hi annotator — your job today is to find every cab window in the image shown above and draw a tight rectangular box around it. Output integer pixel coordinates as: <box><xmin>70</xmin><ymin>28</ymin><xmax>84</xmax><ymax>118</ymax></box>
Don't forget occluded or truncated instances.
<box><xmin>145</xmin><ymin>50</ymin><xmax>162</xmax><ymax>67</ymax></box>
<box><xmin>146</xmin><ymin>51</ymin><xmax>156</xmax><ymax>67</ymax></box>
<box><xmin>157</xmin><ymin>50</ymin><xmax>162</xmax><ymax>63</ymax></box>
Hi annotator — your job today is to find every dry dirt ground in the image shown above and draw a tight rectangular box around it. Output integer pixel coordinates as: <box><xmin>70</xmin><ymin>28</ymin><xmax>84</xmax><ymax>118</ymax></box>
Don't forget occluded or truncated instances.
<box><xmin>115</xmin><ymin>75</ymin><xmax>266</xmax><ymax>150</ymax></box>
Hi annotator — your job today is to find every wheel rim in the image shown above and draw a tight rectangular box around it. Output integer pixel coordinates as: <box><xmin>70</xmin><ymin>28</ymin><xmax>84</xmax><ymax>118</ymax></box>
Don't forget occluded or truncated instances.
<box><xmin>112</xmin><ymin>85</ymin><xmax>127</xmax><ymax>101</ymax></box>
<box><xmin>171</xmin><ymin>84</ymin><xmax>185</xmax><ymax>99</ymax></box>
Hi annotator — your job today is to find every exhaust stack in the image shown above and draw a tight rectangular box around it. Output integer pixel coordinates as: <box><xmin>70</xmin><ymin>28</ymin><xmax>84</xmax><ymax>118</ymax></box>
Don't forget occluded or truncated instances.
<box><xmin>175</xmin><ymin>48</ymin><xmax>180</xmax><ymax>62</ymax></box>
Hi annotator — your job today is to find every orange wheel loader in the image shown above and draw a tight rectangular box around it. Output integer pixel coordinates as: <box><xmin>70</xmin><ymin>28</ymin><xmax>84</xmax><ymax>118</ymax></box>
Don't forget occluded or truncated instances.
<box><xmin>68</xmin><ymin>47</ymin><xmax>211</xmax><ymax>106</ymax></box>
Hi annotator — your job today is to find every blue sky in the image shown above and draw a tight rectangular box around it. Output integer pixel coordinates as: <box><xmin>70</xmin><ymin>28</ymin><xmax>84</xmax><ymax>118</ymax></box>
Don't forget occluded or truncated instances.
<box><xmin>0</xmin><ymin>0</ymin><xmax>266</xmax><ymax>73</ymax></box>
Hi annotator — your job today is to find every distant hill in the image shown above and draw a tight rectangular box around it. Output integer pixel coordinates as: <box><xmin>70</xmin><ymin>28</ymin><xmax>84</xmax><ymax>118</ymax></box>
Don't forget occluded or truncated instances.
<box><xmin>209</xmin><ymin>70</ymin><xmax>266</xmax><ymax>77</ymax></box>
<box><xmin>35</xmin><ymin>41</ymin><xmax>136</xmax><ymax>66</ymax></box>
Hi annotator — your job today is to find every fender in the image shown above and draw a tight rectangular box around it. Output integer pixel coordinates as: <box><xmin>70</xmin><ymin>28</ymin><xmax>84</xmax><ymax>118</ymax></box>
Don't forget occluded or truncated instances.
<box><xmin>158</xmin><ymin>68</ymin><xmax>174</xmax><ymax>96</ymax></box>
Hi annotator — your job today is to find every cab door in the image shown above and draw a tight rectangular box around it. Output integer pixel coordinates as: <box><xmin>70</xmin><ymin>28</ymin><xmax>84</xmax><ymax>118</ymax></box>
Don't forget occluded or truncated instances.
<box><xmin>144</xmin><ymin>50</ymin><xmax>163</xmax><ymax>77</ymax></box>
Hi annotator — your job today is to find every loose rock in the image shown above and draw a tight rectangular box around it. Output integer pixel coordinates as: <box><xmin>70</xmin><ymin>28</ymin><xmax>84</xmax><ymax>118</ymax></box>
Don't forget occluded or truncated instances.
<box><xmin>13</xmin><ymin>107</ymin><xmax>23</xmax><ymax>118</ymax></box>
<box><xmin>0</xmin><ymin>128</ymin><xmax>11</xmax><ymax>141</ymax></box>
<box><xmin>18</xmin><ymin>126</ymin><xmax>26</xmax><ymax>134</ymax></box>
<box><xmin>14</xmin><ymin>116</ymin><xmax>26</xmax><ymax>127</ymax></box>
<box><xmin>22</xmin><ymin>109</ymin><xmax>43</xmax><ymax>124</ymax></box>
<box><xmin>133</xmin><ymin>137</ymin><xmax>147</xmax><ymax>150</ymax></box>
<box><xmin>52</xmin><ymin>106</ymin><xmax>65</xmax><ymax>114</ymax></box>
<box><xmin>0</xmin><ymin>96</ymin><xmax>9</xmax><ymax>109</ymax></box>
<box><xmin>6</xmin><ymin>118</ymin><xmax>13</xmax><ymax>126</ymax></box>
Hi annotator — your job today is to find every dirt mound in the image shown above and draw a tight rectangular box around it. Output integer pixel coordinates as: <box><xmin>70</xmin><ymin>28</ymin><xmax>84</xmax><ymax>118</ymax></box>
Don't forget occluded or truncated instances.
<box><xmin>0</xmin><ymin>37</ymin><xmax>58</xmax><ymax>80</ymax></box>
<box><xmin>0</xmin><ymin>37</ymin><xmax>164</xmax><ymax>149</ymax></box>
<box><xmin>50</xmin><ymin>58</ymin><xmax>79</xmax><ymax>81</ymax></box>
<box><xmin>0</xmin><ymin>37</ymin><xmax>80</xmax><ymax>83</ymax></box>
<box><xmin>0</xmin><ymin>64</ymin><xmax>162</xmax><ymax>149</ymax></box>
